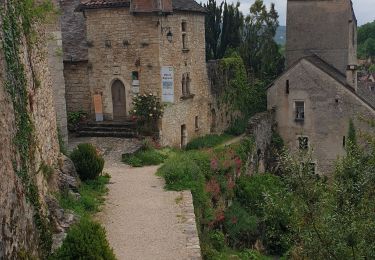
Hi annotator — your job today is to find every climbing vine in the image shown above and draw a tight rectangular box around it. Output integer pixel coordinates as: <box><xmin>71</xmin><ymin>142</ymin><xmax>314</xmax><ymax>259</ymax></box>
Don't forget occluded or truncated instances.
<box><xmin>1</xmin><ymin>0</ymin><xmax>54</xmax><ymax>257</ymax></box>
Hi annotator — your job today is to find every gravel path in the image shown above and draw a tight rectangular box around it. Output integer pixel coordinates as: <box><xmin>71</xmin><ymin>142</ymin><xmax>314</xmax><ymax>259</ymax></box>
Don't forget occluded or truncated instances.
<box><xmin>69</xmin><ymin>137</ymin><xmax>194</xmax><ymax>260</ymax></box>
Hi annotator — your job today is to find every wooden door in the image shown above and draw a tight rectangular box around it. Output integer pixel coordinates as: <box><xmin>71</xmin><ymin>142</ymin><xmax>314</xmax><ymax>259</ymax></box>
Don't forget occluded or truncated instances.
<box><xmin>112</xmin><ymin>80</ymin><xmax>126</xmax><ymax>120</ymax></box>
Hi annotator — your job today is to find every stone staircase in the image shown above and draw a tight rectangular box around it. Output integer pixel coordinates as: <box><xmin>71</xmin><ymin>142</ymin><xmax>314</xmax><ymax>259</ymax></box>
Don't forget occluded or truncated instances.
<box><xmin>77</xmin><ymin>121</ymin><xmax>137</xmax><ymax>138</ymax></box>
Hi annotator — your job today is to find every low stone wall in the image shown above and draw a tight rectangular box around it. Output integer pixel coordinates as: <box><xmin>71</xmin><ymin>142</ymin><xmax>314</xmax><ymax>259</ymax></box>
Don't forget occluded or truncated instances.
<box><xmin>177</xmin><ymin>191</ymin><xmax>202</xmax><ymax>260</ymax></box>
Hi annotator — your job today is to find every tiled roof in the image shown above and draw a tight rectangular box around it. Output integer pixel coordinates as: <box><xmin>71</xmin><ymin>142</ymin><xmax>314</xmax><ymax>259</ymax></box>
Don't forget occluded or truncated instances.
<box><xmin>77</xmin><ymin>0</ymin><xmax>206</xmax><ymax>13</ymax></box>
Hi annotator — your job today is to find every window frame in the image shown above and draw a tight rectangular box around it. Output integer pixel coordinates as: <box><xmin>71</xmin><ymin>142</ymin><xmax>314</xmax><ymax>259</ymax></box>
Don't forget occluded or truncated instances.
<box><xmin>294</xmin><ymin>100</ymin><xmax>305</xmax><ymax>121</ymax></box>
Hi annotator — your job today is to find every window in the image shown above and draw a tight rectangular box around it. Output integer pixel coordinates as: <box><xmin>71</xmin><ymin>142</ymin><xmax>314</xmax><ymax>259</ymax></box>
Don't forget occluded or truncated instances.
<box><xmin>343</xmin><ymin>136</ymin><xmax>346</xmax><ymax>147</ymax></box>
<box><xmin>195</xmin><ymin>116</ymin><xmax>199</xmax><ymax>130</ymax></box>
<box><xmin>181</xmin><ymin>21</ymin><xmax>187</xmax><ymax>32</ymax></box>
<box><xmin>298</xmin><ymin>136</ymin><xmax>309</xmax><ymax>150</ymax></box>
<box><xmin>182</xmin><ymin>21</ymin><xmax>188</xmax><ymax>50</ymax></box>
<box><xmin>132</xmin><ymin>71</ymin><xmax>139</xmax><ymax>86</ymax></box>
<box><xmin>182</xmin><ymin>34</ymin><xmax>187</xmax><ymax>49</ymax></box>
<box><xmin>182</xmin><ymin>73</ymin><xmax>191</xmax><ymax>97</ymax></box>
<box><xmin>286</xmin><ymin>80</ymin><xmax>289</xmax><ymax>94</ymax></box>
<box><xmin>295</xmin><ymin>101</ymin><xmax>305</xmax><ymax>121</ymax></box>
<box><xmin>308</xmin><ymin>163</ymin><xmax>316</xmax><ymax>175</ymax></box>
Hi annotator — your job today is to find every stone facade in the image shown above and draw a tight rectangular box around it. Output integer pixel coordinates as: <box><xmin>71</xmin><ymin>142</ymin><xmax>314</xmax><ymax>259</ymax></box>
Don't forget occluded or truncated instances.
<box><xmin>46</xmin><ymin>0</ymin><xmax>69</xmax><ymax>144</ymax></box>
<box><xmin>286</xmin><ymin>0</ymin><xmax>357</xmax><ymax>75</ymax></box>
<box><xmin>0</xmin><ymin>23</ymin><xmax>59</xmax><ymax>260</ymax></box>
<box><xmin>268</xmin><ymin>0</ymin><xmax>375</xmax><ymax>174</ymax></box>
<box><xmin>63</xmin><ymin>0</ymin><xmax>211</xmax><ymax>147</ymax></box>
<box><xmin>0</xmin><ymin>4</ymin><xmax>77</xmax><ymax>257</ymax></box>
<box><xmin>268</xmin><ymin>59</ymin><xmax>375</xmax><ymax>174</ymax></box>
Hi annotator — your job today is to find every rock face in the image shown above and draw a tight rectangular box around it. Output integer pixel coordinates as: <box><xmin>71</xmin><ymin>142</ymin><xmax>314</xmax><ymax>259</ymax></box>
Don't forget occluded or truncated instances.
<box><xmin>0</xmin><ymin>2</ymin><xmax>79</xmax><ymax>258</ymax></box>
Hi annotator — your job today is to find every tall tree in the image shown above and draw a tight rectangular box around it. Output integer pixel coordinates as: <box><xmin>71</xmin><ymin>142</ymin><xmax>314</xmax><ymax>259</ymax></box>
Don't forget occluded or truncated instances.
<box><xmin>358</xmin><ymin>20</ymin><xmax>375</xmax><ymax>59</ymax></box>
<box><xmin>204</xmin><ymin>0</ymin><xmax>223</xmax><ymax>60</ymax></box>
<box><xmin>218</xmin><ymin>1</ymin><xmax>243</xmax><ymax>58</ymax></box>
<box><xmin>240</xmin><ymin>0</ymin><xmax>284</xmax><ymax>81</ymax></box>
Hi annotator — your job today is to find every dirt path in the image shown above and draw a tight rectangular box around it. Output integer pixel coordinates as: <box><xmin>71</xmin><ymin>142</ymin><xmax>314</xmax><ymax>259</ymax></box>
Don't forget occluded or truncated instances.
<box><xmin>69</xmin><ymin>137</ymin><xmax>198</xmax><ymax>260</ymax></box>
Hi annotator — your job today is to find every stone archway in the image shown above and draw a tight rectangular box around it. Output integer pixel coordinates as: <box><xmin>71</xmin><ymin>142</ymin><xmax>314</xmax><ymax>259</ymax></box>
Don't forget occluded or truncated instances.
<box><xmin>111</xmin><ymin>80</ymin><xmax>126</xmax><ymax>121</ymax></box>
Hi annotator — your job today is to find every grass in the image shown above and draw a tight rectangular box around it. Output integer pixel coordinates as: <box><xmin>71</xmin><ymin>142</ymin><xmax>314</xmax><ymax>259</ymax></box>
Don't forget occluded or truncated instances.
<box><xmin>185</xmin><ymin>134</ymin><xmax>233</xmax><ymax>150</ymax></box>
<box><xmin>58</xmin><ymin>174</ymin><xmax>110</xmax><ymax>217</ymax></box>
<box><xmin>122</xmin><ymin>147</ymin><xmax>176</xmax><ymax>167</ymax></box>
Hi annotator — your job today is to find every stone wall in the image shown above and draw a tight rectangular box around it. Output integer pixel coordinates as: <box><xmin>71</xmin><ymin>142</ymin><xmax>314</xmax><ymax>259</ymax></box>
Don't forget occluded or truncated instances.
<box><xmin>286</xmin><ymin>0</ymin><xmax>355</xmax><ymax>74</ymax></box>
<box><xmin>0</xmin><ymin>4</ymin><xmax>75</xmax><ymax>257</ymax></box>
<box><xmin>46</xmin><ymin>0</ymin><xmax>68</xmax><ymax>144</ymax></box>
<box><xmin>268</xmin><ymin>58</ymin><xmax>375</xmax><ymax>174</ymax></box>
<box><xmin>64</xmin><ymin>61</ymin><xmax>91</xmax><ymax>114</ymax></box>
<box><xmin>245</xmin><ymin>111</ymin><xmax>275</xmax><ymax>174</ymax></box>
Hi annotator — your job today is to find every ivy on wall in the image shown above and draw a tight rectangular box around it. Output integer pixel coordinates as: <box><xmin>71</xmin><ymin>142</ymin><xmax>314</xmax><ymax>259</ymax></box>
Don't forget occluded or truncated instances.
<box><xmin>1</xmin><ymin>0</ymin><xmax>54</xmax><ymax>257</ymax></box>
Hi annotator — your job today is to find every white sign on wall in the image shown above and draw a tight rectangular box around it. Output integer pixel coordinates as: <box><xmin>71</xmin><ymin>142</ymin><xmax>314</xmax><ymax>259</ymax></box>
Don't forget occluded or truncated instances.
<box><xmin>161</xmin><ymin>66</ymin><xmax>174</xmax><ymax>103</ymax></box>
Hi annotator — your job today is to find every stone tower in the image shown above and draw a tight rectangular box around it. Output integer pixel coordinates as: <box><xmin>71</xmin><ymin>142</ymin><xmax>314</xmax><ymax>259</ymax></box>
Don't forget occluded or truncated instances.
<box><xmin>286</xmin><ymin>0</ymin><xmax>358</xmax><ymax>89</ymax></box>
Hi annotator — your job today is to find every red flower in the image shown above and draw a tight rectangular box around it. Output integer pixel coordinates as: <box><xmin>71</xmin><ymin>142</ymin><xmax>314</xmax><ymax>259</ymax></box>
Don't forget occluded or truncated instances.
<box><xmin>210</xmin><ymin>159</ymin><xmax>219</xmax><ymax>171</ymax></box>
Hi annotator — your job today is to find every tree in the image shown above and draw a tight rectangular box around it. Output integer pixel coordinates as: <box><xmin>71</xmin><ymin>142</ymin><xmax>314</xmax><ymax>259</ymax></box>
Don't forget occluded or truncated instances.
<box><xmin>204</xmin><ymin>0</ymin><xmax>223</xmax><ymax>60</ymax></box>
<box><xmin>218</xmin><ymin>1</ymin><xmax>243</xmax><ymax>58</ymax></box>
<box><xmin>240</xmin><ymin>0</ymin><xmax>284</xmax><ymax>81</ymax></box>
<box><xmin>358</xmin><ymin>21</ymin><xmax>375</xmax><ymax>59</ymax></box>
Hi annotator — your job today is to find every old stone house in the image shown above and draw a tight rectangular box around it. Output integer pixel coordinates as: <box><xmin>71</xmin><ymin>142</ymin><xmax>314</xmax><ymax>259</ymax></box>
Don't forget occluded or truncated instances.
<box><xmin>267</xmin><ymin>0</ymin><xmax>375</xmax><ymax>173</ymax></box>
<box><xmin>61</xmin><ymin>0</ymin><xmax>211</xmax><ymax>147</ymax></box>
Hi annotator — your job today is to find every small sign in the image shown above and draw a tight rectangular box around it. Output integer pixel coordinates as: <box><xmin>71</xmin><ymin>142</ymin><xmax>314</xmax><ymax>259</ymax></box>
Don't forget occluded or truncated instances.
<box><xmin>161</xmin><ymin>66</ymin><xmax>174</xmax><ymax>103</ymax></box>
<box><xmin>93</xmin><ymin>94</ymin><xmax>103</xmax><ymax>121</ymax></box>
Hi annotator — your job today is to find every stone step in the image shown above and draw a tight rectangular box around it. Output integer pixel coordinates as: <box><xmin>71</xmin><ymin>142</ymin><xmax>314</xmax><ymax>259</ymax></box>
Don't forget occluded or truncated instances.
<box><xmin>84</xmin><ymin>121</ymin><xmax>136</xmax><ymax>128</ymax></box>
<box><xmin>79</xmin><ymin>126</ymin><xmax>135</xmax><ymax>132</ymax></box>
<box><xmin>77</xmin><ymin>131</ymin><xmax>137</xmax><ymax>138</ymax></box>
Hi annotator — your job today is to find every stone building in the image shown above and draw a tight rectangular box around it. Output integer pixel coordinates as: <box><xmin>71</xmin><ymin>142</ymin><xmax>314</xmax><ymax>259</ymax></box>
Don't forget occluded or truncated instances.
<box><xmin>62</xmin><ymin>0</ymin><xmax>211</xmax><ymax>147</ymax></box>
<box><xmin>267</xmin><ymin>0</ymin><xmax>375</xmax><ymax>173</ymax></box>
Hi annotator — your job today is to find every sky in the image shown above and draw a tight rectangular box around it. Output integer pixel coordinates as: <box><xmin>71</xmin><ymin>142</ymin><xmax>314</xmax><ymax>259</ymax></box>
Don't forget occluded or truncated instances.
<box><xmin>203</xmin><ymin>0</ymin><xmax>375</xmax><ymax>26</ymax></box>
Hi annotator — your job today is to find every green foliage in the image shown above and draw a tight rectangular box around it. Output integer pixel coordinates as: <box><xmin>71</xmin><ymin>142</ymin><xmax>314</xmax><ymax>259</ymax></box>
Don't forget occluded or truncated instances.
<box><xmin>67</xmin><ymin>111</ymin><xmax>87</xmax><ymax>130</ymax></box>
<box><xmin>57</xmin><ymin>127</ymin><xmax>68</xmax><ymax>155</ymax></box>
<box><xmin>224</xmin><ymin>201</ymin><xmax>258</xmax><ymax>249</ymax></box>
<box><xmin>185</xmin><ymin>134</ymin><xmax>232</xmax><ymax>150</ymax></box>
<box><xmin>122</xmin><ymin>148</ymin><xmax>168</xmax><ymax>167</ymax></box>
<box><xmin>157</xmin><ymin>151</ymin><xmax>208</xmax><ymax>191</ymax></box>
<box><xmin>59</xmin><ymin>175</ymin><xmax>110</xmax><ymax>216</ymax></box>
<box><xmin>204</xmin><ymin>1</ymin><xmax>243</xmax><ymax>60</ymax></box>
<box><xmin>348</xmin><ymin>119</ymin><xmax>357</xmax><ymax>146</ymax></box>
<box><xmin>358</xmin><ymin>21</ymin><xmax>375</xmax><ymax>59</ymax></box>
<box><xmin>39</xmin><ymin>162</ymin><xmax>54</xmax><ymax>180</ymax></box>
<box><xmin>70</xmin><ymin>143</ymin><xmax>105</xmax><ymax>181</ymax></box>
<box><xmin>225</xmin><ymin>117</ymin><xmax>248</xmax><ymax>136</ymax></box>
<box><xmin>240</xmin><ymin>0</ymin><xmax>284</xmax><ymax>80</ymax></box>
<box><xmin>369</xmin><ymin>64</ymin><xmax>375</xmax><ymax>73</ymax></box>
<box><xmin>131</xmin><ymin>93</ymin><xmax>164</xmax><ymax>120</ymax></box>
<box><xmin>51</xmin><ymin>218</ymin><xmax>116</xmax><ymax>260</ymax></box>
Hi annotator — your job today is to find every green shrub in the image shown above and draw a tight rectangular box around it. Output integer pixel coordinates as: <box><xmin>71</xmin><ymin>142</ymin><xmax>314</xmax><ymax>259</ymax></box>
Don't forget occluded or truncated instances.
<box><xmin>122</xmin><ymin>149</ymin><xmax>167</xmax><ymax>167</ymax></box>
<box><xmin>59</xmin><ymin>175</ymin><xmax>110</xmax><ymax>216</ymax></box>
<box><xmin>157</xmin><ymin>152</ymin><xmax>204</xmax><ymax>191</ymax></box>
<box><xmin>51</xmin><ymin>218</ymin><xmax>116</xmax><ymax>260</ymax></box>
<box><xmin>234</xmin><ymin>174</ymin><xmax>292</xmax><ymax>255</ymax></box>
<box><xmin>185</xmin><ymin>134</ymin><xmax>232</xmax><ymax>150</ymax></box>
<box><xmin>225</xmin><ymin>117</ymin><xmax>248</xmax><ymax>136</ymax></box>
<box><xmin>70</xmin><ymin>143</ymin><xmax>105</xmax><ymax>181</ymax></box>
<box><xmin>224</xmin><ymin>201</ymin><xmax>258</xmax><ymax>249</ymax></box>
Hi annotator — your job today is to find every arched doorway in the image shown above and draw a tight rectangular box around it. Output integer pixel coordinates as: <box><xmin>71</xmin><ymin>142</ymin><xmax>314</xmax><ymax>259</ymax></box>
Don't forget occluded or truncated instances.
<box><xmin>111</xmin><ymin>80</ymin><xmax>126</xmax><ymax>121</ymax></box>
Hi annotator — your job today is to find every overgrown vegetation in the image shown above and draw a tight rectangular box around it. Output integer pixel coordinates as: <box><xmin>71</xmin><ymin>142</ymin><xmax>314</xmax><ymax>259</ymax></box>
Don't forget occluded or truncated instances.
<box><xmin>70</xmin><ymin>143</ymin><xmax>105</xmax><ymax>181</ymax></box>
<box><xmin>122</xmin><ymin>138</ymin><xmax>171</xmax><ymax>167</ymax></box>
<box><xmin>157</xmin><ymin>121</ymin><xmax>375</xmax><ymax>259</ymax></box>
<box><xmin>186</xmin><ymin>134</ymin><xmax>232</xmax><ymax>150</ymax></box>
<box><xmin>54</xmin><ymin>147</ymin><xmax>115</xmax><ymax>259</ymax></box>
<box><xmin>1</xmin><ymin>0</ymin><xmax>55</xmax><ymax>256</ymax></box>
<box><xmin>58</xmin><ymin>175</ymin><xmax>110</xmax><ymax>217</ymax></box>
<box><xmin>67</xmin><ymin>110</ymin><xmax>87</xmax><ymax>131</ymax></box>
<box><xmin>51</xmin><ymin>218</ymin><xmax>116</xmax><ymax>260</ymax></box>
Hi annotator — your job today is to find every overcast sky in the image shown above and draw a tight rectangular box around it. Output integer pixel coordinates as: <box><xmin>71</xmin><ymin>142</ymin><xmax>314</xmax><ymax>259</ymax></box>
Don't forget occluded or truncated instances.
<box><xmin>203</xmin><ymin>0</ymin><xmax>375</xmax><ymax>26</ymax></box>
